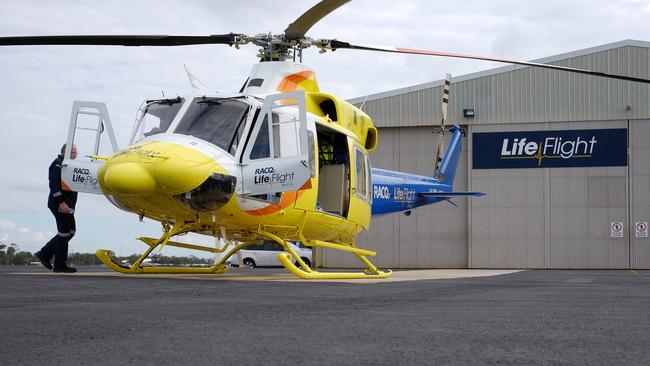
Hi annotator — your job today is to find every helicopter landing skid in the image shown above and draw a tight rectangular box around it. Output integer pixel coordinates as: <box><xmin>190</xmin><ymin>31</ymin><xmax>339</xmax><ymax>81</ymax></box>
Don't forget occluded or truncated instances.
<box><xmin>95</xmin><ymin>223</ymin><xmax>392</xmax><ymax>279</ymax></box>
<box><xmin>258</xmin><ymin>229</ymin><xmax>393</xmax><ymax>280</ymax></box>
<box><xmin>95</xmin><ymin>223</ymin><xmax>254</xmax><ymax>274</ymax></box>
<box><xmin>277</xmin><ymin>254</ymin><xmax>392</xmax><ymax>279</ymax></box>
<box><xmin>95</xmin><ymin>248</ymin><xmax>230</xmax><ymax>274</ymax></box>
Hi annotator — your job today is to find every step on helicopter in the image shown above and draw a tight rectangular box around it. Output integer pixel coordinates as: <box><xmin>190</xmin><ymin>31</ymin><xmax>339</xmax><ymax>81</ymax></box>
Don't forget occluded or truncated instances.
<box><xmin>2</xmin><ymin>0</ymin><xmax>650</xmax><ymax>279</ymax></box>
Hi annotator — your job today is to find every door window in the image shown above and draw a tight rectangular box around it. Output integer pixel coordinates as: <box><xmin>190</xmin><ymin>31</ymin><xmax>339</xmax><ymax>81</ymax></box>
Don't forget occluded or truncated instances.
<box><xmin>272</xmin><ymin>112</ymin><xmax>302</xmax><ymax>158</ymax></box>
<box><xmin>354</xmin><ymin>147</ymin><xmax>368</xmax><ymax>200</ymax></box>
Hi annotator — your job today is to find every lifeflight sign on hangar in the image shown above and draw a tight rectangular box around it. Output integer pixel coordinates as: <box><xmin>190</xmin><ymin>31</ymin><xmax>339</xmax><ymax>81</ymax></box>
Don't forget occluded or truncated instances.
<box><xmin>473</xmin><ymin>128</ymin><xmax>628</xmax><ymax>169</ymax></box>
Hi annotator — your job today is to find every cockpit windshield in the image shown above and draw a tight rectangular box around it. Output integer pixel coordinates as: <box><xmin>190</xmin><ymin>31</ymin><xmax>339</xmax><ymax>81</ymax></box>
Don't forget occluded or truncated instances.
<box><xmin>131</xmin><ymin>97</ymin><xmax>183</xmax><ymax>143</ymax></box>
<box><xmin>174</xmin><ymin>97</ymin><xmax>249</xmax><ymax>155</ymax></box>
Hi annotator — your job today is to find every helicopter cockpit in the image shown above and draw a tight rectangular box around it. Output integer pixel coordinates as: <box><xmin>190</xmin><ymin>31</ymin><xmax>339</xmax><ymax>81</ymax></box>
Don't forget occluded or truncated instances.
<box><xmin>127</xmin><ymin>91</ymin><xmax>312</xmax><ymax>198</ymax></box>
<box><xmin>130</xmin><ymin>94</ymin><xmax>305</xmax><ymax>163</ymax></box>
<box><xmin>130</xmin><ymin>96</ymin><xmax>254</xmax><ymax>157</ymax></box>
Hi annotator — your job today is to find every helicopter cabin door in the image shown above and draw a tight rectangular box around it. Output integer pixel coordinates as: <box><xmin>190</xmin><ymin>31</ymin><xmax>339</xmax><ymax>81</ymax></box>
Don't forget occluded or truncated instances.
<box><xmin>346</xmin><ymin>142</ymin><xmax>372</xmax><ymax>228</ymax></box>
<box><xmin>239</xmin><ymin>91</ymin><xmax>314</xmax><ymax>196</ymax></box>
<box><xmin>60</xmin><ymin>101</ymin><xmax>119</xmax><ymax>195</ymax></box>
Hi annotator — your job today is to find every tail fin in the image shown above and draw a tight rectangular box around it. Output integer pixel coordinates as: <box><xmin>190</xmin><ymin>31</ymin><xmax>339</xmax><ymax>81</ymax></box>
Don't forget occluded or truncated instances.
<box><xmin>434</xmin><ymin>125</ymin><xmax>464</xmax><ymax>185</ymax></box>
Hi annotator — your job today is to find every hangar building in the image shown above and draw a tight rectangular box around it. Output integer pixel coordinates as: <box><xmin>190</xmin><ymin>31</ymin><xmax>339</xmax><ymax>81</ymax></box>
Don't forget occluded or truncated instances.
<box><xmin>324</xmin><ymin>39</ymin><xmax>650</xmax><ymax>269</ymax></box>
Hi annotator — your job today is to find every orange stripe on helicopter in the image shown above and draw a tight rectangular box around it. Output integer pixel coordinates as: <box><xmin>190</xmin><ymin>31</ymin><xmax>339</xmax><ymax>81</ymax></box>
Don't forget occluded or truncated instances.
<box><xmin>243</xmin><ymin>179</ymin><xmax>312</xmax><ymax>216</ymax></box>
<box><xmin>276</xmin><ymin>71</ymin><xmax>319</xmax><ymax>93</ymax></box>
<box><xmin>61</xmin><ymin>180</ymin><xmax>74</xmax><ymax>192</ymax></box>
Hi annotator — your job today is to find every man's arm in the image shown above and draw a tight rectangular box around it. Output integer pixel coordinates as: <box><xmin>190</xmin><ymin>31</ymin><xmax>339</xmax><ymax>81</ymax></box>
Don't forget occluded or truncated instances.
<box><xmin>49</xmin><ymin>159</ymin><xmax>70</xmax><ymax>213</ymax></box>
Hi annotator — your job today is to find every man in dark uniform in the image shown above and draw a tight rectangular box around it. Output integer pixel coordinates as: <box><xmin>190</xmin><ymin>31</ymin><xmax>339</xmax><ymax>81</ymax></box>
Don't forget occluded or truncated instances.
<box><xmin>35</xmin><ymin>143</ymin><xmax>78</xmax><ymax>273</ymax></box>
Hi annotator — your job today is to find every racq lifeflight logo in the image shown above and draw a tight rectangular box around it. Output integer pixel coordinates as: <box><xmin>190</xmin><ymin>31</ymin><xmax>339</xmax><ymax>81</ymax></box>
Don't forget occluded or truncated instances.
<box><xmin>253</xmin><ymin>166</ymin><xmax>295</xmax><ymax>185</ymax></box>
<box><xmin>473</xmin><ymin>128</ymin><xmax>628</xmax><ymax>169</ymax></box>
<box><xmin>67</xmin><ymin>166</ymin><xmax>101</xmax><ymax>192</ymax></box>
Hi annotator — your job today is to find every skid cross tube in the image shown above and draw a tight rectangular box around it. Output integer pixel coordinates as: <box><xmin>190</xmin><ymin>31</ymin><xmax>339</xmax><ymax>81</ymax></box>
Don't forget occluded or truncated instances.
<box><xmin>258</xmin><ymin>229</ymin><xmax>314</xmax><ymax>273</ymax></box>
<box><xmin>255</xmin><ymin>228</ymin><xmax>392</xmax><ymax>279</ymax></box>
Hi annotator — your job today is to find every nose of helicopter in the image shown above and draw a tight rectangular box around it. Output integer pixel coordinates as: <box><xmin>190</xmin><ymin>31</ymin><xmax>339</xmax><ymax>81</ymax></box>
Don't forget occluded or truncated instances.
<box><xmin>99</xmin><ymin>141</ymin><xmax>236</xmax><ymax>210</ymax></box>
<box><xmin>101</xmin><ymin>162</ymin><xmax>157</xmax><ymax>195</ymax></box>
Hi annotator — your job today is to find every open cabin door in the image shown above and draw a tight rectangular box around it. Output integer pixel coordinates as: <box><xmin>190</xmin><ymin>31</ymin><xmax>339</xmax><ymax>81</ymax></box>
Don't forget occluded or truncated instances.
<box><xmin>61</xmin><ymin>101</ymin><xmax>118</xmax><ymax>194</ymax></box>
<box><xmin>238</xmin><ymin>92</ymin><xmax>313</xmax><ymax>196</ymax></box>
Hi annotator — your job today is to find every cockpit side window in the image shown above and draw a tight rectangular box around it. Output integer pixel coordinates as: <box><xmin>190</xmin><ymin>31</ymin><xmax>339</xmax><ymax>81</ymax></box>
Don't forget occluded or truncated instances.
<box><xmin>250</xmin><ymin>114</ymin><xmax>270</xmax><ymax>159</ymax></box>
<box><xmin>228</xmin><ymin>109</ymin><xmax>248</xmax><ymax>156</ymax></box>
<box><xmin>249</xmin><ymin>113</ymin><xmax>279</xmax><ymax>160</ymax></box>
<box><xmin>175</xmin><ymin>98</ymin><xmax>249</xmax><ymax>155</ymax></box>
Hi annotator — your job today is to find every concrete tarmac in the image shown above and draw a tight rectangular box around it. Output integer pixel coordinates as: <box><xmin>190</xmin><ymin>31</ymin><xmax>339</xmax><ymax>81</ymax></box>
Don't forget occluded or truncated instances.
<box><xmin>1</xmin><ymin>266</ymin><xmax>649</xmax><ymax>365</ymax></box>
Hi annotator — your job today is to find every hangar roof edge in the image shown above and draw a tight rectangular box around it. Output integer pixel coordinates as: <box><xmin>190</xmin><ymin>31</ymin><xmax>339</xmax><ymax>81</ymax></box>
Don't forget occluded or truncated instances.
<box><xmin>347</xmin><ymin>39</ymin><xmax>650</xmax><ymax>105</ymax></box>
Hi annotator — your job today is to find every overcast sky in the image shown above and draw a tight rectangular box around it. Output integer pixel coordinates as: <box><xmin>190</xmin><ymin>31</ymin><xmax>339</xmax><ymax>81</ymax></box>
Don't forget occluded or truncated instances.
<box><xmin>1</xmin><ymin>0</ymin><xmax>649</xmax><ymax>257</ymax></box>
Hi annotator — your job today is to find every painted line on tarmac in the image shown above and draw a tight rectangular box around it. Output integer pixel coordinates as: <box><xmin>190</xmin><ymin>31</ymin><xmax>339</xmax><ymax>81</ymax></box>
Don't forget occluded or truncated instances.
<box><xmin>5</xmin><ymin>269</ymin><xmax>523</xmax><ymax>283</ymax></box>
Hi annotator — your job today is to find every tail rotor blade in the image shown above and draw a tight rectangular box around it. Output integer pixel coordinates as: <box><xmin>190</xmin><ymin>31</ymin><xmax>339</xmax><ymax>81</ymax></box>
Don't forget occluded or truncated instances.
<box><xmin>441</xmin><ymin>73</ymin><xmax>451</xmax><ymax>126</ymax></box>
<box><xmin>435</xmin><ymin>74</ymin><xmax>452</xmax><ymax>174</ymax></box>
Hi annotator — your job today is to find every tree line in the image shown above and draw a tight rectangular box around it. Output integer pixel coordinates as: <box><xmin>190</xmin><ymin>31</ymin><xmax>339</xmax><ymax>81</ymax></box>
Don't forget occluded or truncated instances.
<box><xmin>0</xmin><ymin>243</ymin><xmax>215</xmax><ymax>266</ymax></box>
<box><xmin>0</xmin><ymin>243</ymin><xmax>34</xmax><ymax>265</ymax></box>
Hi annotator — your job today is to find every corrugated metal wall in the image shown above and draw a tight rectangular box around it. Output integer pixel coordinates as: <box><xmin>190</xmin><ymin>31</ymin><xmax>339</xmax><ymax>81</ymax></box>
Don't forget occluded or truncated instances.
<box><xmin>630</xmin><ymin>119</ymin><xmax>650</xmax><ymax>268</ymax></box>
<box><xmin>358</xmin><ymin>44</ymin><xmax>650</xmax><ymax>128</ymax></box>
<box><xmin>467</xmin><ymin>124</ymin><xmax>546</xmax><ymax>268</ymax></box>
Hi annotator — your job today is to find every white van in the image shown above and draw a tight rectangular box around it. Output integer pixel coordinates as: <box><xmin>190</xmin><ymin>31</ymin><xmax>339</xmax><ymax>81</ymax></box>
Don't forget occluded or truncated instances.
<box><xmin>229</xmin><ymin>242</ymin><xmax>312</xmax><ymax>268</ymax></box>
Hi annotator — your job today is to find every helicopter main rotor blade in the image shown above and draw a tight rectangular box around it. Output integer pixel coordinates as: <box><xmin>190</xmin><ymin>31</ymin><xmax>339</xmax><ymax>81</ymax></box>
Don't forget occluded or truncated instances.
<box><xmin>284</xmin><ymin>0</ymin><xmax>350</xmax><ymax>40</ymax></box>
<box><xmin>329</xmin><ymin>40</ymin><xmax>650</xmax><ymax>84</ymax></box>
<box><xmin>0</xmin><ymin>34</ymin><xmax>239</xmax><ymax>47</ymax></box>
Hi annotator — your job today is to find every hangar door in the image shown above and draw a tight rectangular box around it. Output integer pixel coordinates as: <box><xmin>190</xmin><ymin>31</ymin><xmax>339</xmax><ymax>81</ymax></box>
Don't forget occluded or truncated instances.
<box><xmin>470</xmin><ymin>121</ymin><xmax>631</xmax><ymax>269</ymax></box>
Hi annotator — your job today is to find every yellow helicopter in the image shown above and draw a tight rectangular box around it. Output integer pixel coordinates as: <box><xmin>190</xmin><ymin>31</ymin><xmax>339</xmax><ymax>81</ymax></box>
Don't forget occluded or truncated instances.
<box><xmin>2</xmin><ymin>0</ymin><xmax>649</xmax><ymax>279</ymax></box>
